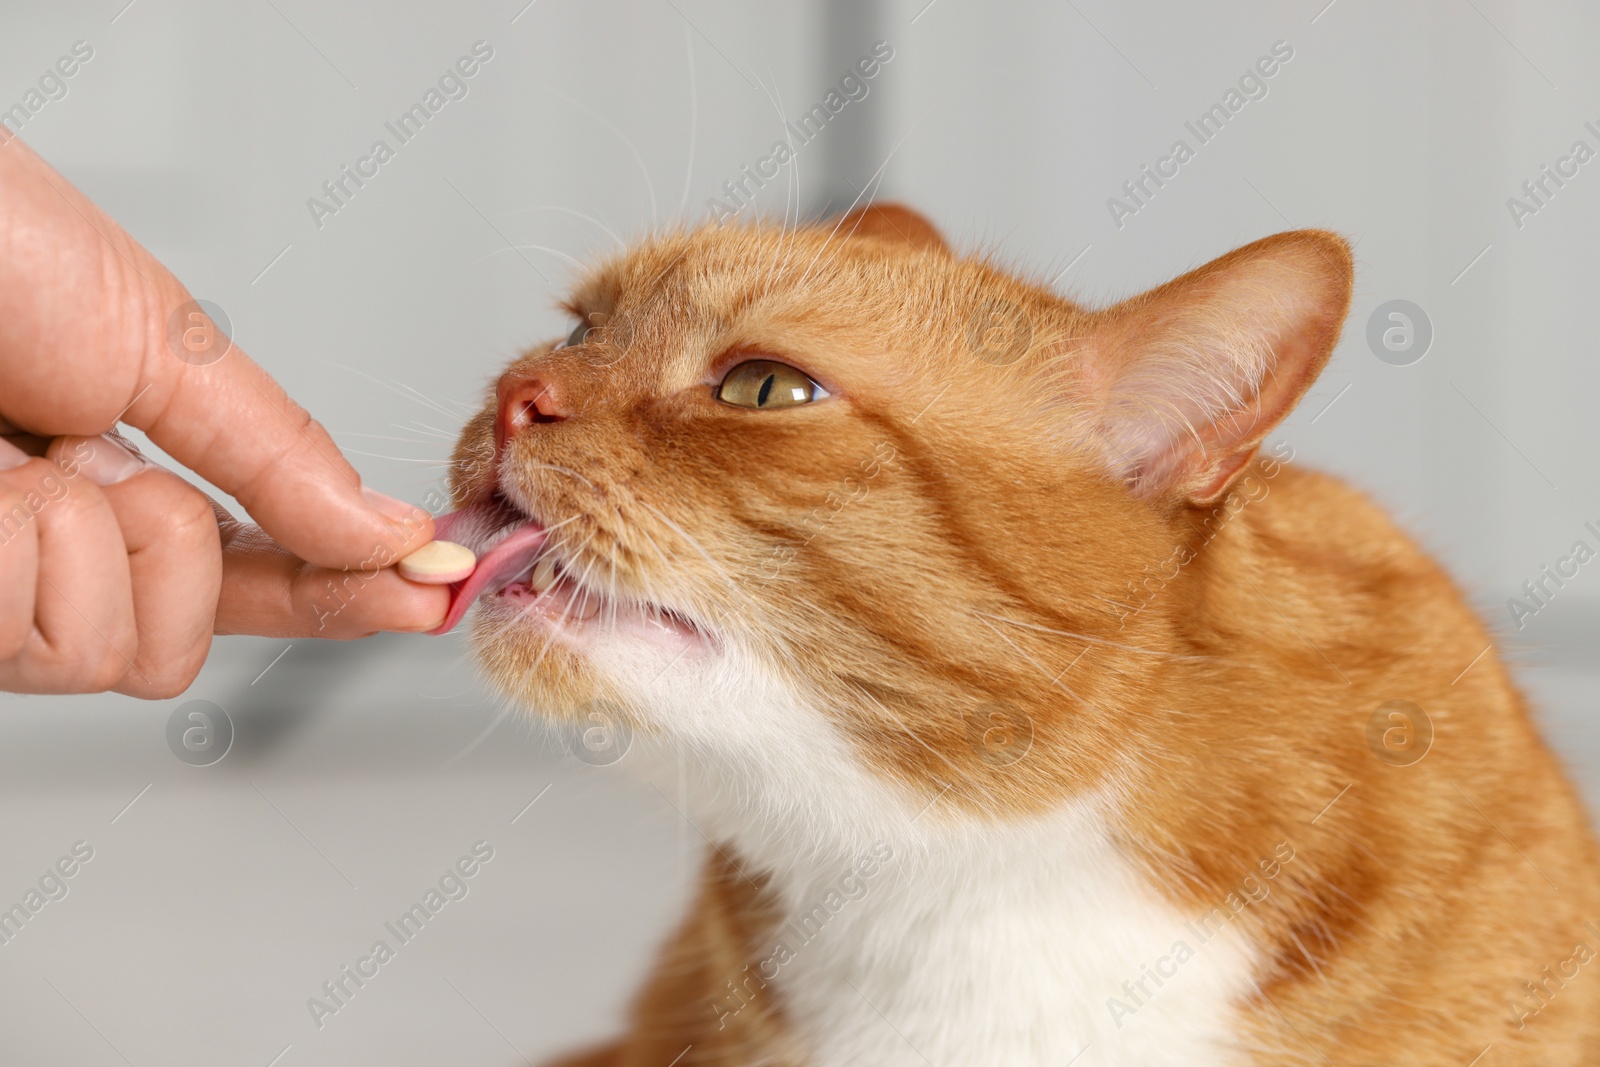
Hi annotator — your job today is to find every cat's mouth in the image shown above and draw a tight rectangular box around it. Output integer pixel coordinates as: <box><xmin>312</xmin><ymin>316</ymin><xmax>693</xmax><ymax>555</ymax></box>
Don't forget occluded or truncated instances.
<box><xmin>427</xmin><ymin>493</ymin><xmax>708</xmax><ymax>652</ymax></box>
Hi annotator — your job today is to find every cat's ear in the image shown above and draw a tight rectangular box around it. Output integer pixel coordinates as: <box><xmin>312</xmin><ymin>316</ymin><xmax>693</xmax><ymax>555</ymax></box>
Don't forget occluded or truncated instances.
<box><xmin>836</xmin><ymin>203</ymin><xmax>948</xmax><ymax>253</ymax></box>
<box><xmin>1080</xmin><ymin>230</ymin><xmax>1352</xmax><ymax>504</ymax></box>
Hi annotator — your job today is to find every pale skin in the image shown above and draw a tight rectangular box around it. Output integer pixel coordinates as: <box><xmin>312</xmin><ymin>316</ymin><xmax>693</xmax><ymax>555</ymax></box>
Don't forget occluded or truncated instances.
<box><xmin>0</xmin><ymin>135</ymin><xmax>450</xmax><ymax>698</ymax></box>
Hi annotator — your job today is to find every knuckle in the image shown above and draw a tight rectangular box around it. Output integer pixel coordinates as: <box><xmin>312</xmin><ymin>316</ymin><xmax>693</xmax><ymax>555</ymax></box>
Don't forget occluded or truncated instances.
<box><xmin>231</xmin><ymin>404</ymin><xmax>320</xmax><ymax>508</ymax></box>
<box><xmin>289</xmin><ymin>563</ymin><xmax>349</xmax><ymax>637</ymax></box>
<box><xmin>50</xmin><ymin>616</ymin><xmax>139</xmax><ymax>694</ymax></box>
<box><xmin>37</xmin><ymin>464</ymin><xmax>107</xmax><ymax>522</ymax></box>
<box><xmin>165</xmin><ymin>482</ymin><xmax>224</xmax><ymax>550</ymax></box>
<box><xmin>132</xmin><ymin>664</ymin><xmax>199</xmax><ymax>700</ymax></box>
<box><xmin>135</xmin><ymin>633</ymin><xmax>212</xmax><ymax>699</ymax></box>
<box><xmin>81</xmin><ymin>646</ymin><xmax>132</xmax><ymax>693</ymax></box>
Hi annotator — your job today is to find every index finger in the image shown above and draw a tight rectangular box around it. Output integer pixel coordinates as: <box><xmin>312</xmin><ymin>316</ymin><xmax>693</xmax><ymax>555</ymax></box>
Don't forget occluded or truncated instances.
<box><xmin>0</xmin><ymin>135</ymin><xmax>434</xmax><ymax>569</ymax></box>
<box><xmin>216</xmin><ymin>517</ymin><xmax>449</xmax><ymax>639</ymax></box>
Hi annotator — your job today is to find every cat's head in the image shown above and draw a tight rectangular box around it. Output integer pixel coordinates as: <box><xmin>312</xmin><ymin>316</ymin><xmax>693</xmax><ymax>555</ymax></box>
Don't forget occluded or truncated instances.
<box><xmin>446</xmin><ymin>205</ymin><xmax>1351</xmax><ymax>825</ymax></box>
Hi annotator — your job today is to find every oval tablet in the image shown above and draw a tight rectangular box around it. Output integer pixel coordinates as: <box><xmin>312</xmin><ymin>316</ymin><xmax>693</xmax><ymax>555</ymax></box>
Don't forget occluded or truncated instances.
<box><xmin>398</xmin><ymin>540</ymin><xmax>477</xmax><ymax>584</ymax></box>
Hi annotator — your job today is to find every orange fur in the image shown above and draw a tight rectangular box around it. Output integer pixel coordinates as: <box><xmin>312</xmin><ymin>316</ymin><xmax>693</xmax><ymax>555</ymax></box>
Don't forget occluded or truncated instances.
<box><xmin>449</xmin><ymin>207</ymin><xmax>1600</xmax><ymax>1065</ymax></box>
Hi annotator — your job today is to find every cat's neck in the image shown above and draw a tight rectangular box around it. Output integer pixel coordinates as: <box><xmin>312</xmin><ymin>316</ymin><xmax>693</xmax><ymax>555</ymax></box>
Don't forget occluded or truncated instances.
<box><xmin>619</xmin><ymin>543</ymin><xmax>1287</xmax><ymax>1064</ymax></box>
<box><xmin>675</xmin><ymin>749</ymin><xmax>1254</xmax><ymax>1066</ymax></box>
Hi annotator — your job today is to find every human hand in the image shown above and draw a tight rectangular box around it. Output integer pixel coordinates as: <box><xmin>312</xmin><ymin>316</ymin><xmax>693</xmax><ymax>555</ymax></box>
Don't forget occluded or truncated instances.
<box><xmin>0</xmin><ymin>135</ymin><xmax>449</xmax><ymax>697</ymax></box>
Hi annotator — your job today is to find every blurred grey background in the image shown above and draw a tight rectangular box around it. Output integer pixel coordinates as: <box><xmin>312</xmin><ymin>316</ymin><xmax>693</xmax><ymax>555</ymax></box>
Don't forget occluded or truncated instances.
<box><xmin>2</xmin><ymin>0</ymin><xmax>1598</xmax><ymax>1063</ymax></box>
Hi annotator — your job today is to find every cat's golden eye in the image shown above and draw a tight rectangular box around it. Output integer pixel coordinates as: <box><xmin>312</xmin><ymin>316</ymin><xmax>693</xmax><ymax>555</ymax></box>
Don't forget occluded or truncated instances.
<box><xmin>716</xmin><ymin>360</ymin><xmax>829</xmax><ymax>409</ymax></box>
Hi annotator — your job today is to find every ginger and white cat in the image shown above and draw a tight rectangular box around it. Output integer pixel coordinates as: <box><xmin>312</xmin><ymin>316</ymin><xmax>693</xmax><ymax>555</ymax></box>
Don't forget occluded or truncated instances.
<box><xmin>439</xmin><ymin>205</ymin><xmax>1600</xmax><ymax>1065</ymax></box>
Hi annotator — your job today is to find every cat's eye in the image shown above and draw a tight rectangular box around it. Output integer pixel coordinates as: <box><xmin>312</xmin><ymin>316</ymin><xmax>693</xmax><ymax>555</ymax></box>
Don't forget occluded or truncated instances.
<box><xmin>563</xmin><ymin>320</ymin><xmax>594</xmax><ymax>348</ymax></box>
<box><xmin>716</xmin><ymin>360</ymin><xmax>829</xmax><ymax>409</ymax></box>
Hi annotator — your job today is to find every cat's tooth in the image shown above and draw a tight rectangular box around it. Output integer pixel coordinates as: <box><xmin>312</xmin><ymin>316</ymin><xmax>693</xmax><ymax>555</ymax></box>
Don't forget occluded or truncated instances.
<box><xmin>530</xmin><ymin>555</ymin><xmax>558</xmax><ymax>593</ymax></box>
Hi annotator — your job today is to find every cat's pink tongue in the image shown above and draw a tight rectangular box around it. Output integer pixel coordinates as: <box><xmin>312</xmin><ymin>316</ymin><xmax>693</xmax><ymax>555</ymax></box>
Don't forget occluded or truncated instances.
<box><xmin>425</xmin><ymin>510</ymin><xmax>546</xmax><ymax>635</ymax></box>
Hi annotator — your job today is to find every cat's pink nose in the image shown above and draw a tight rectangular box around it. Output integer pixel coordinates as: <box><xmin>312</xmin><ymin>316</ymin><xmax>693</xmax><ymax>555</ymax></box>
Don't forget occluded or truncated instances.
<box><xmin>495</xmin><ymin>372</ymin><xmax>567</xmax><ymax>451</ymax></box>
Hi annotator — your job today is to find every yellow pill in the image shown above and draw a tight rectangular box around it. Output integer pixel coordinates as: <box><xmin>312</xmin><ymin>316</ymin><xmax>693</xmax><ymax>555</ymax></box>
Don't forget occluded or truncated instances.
<box><xmin>398</xmin><ymin>540</ymin><xmax>477</xmax><ymax>584</ymax></box>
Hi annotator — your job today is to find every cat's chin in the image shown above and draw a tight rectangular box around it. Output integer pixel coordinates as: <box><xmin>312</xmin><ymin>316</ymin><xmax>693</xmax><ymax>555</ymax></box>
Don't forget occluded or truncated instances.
<box><xmin>476</xmin><ymin>575</ymin><xmax>708</xmax><ymax>655</ymax></box>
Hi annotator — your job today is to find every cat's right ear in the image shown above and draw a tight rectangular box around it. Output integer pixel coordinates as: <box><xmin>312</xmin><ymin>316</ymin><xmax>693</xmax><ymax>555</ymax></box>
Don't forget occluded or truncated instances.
<box><xmin>836</xmin><ymin>203</ymin><xmax>948</xmax><ymax>253</ymax></box>
<box><xmin>1078</xmin><ymin>230</ymin><xmax>1353</xmax><ymax>505</ymax></box>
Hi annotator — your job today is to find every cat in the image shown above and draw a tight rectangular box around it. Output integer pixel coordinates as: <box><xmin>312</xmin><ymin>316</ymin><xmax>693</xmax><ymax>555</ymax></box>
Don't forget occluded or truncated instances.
<box><xmin>439</xmin><ymin>204</ymin><xmax>1600</xmax><ymax>1066</ymax></box>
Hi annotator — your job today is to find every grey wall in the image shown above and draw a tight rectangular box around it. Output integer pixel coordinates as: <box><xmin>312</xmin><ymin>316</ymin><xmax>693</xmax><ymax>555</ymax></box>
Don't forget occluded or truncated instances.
<box><xmin>1</xmin><ymin>1</ymin><xmax>1596</xmax><ymax>1064</ymax></box>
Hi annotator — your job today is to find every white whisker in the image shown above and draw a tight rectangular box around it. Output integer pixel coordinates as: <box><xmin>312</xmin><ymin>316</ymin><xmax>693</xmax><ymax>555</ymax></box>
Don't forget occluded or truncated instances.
<box><xmin>479</xmin><ymin>244</ymin><xmax>587</xmax><ymax>271</ymax></box>
<box><xmin>675</xmin><ymin>23</ymin><xmax>698</xmax><ymax>223</ymax></box>
<box><xmin>506</xmin><ymin>204</ymin><xmax>624</xmax><ymax>248</ymax></box>
<box><xmin>638</xmin><ymin>500</ymin><xmax>753</xmax><ymax>611</ymax></box>
<box><xmin>510</xmin><ymin>462</ymin><xmax>598</xmax><ymax>494</ymax></box>
<box><xmin>338</xmin><ymin>431</ymin><xmax>449</xmax><ymax>445</ymax></box>
<box><xmin>338</xmin><ymin>450</ymin><xmax>452</xmax><ymax>465</ymax></box>
<box><xmin>974</xmin><ymin>614</ymin><xmax>1104</xmax><ymax>723</ymax></box>
<box><xmin>325</xmin><ymin>362</ymin><xmax>471</xmax><ymax>422</ymax></box>
<box><xmin>403</xmin><ymin>420</ymin><xmax>463</xmax><ymax>441</ymax></box>
<box><xmin>560</xmin><ymin>91</ymin><xmax>658</xmax><ymax>230</ymax></box>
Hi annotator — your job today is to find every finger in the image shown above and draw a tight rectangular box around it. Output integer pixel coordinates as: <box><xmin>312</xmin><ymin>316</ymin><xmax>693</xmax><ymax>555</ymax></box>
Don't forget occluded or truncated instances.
<box><xmin>0</xmin><ymin>452</ymin><xmax>139</xmax><ymax>694</ymax></box>
<box><xmin>0</xmin><ymin>137</ymin><xmax>433</xmax><ymax>568</ymax></box>
<box><xmin>215</xmin><ymin>521</ymin><xmax>449</xmax><ymax>639</ymax></box>
<box><xmin>0</xmin><ymin>439</ymin><xmax>39</xmax><ymax>660</ymax></box>
<box><xmin>1</xmin><ymin>432</ymin><xmax>52</xmax><ymax>457</ymax></box>
<box><xmin>49</xmin><ymin>435</ymin><xmax>221</xmax><ymax>698</ymax></box>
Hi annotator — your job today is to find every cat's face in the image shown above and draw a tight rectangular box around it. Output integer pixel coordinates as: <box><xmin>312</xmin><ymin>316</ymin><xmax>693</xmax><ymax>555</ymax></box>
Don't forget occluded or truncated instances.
<box><xmin>447</xmin><ymin>207</ymin><xmax>1351</xmax><ymax>822</ymax></box>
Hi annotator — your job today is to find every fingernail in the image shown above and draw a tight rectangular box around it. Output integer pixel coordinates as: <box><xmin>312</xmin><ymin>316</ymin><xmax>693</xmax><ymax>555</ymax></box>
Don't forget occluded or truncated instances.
<box><xmin>74</xmin><ymin>434</ymin><xmax>150</xmax><ymax>486</ymax></box>
<box><xmin>361</xmin><ymin>485</ymin><xmax>430</xmax><ymax>526</ymax></box>
<box><xmin>0</xmin><ymin>438</ymin><xmax>29</xmax><ymax>471</ymax></box>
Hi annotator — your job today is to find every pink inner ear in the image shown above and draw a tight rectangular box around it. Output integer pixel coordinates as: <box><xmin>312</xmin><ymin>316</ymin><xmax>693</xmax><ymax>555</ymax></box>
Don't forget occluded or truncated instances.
<box><xmin>1096</xmin><ymin>329</ymin><xmax>1276</xmax><ymax>495</ymax></box>
<box><xmin>1083</xmin><ymin>232</ymin><xmax>1352</xmax><ymax>502</ymax></box>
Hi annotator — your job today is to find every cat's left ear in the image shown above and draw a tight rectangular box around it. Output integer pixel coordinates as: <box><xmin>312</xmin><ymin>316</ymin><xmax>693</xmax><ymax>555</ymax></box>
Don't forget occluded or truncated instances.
<box><xmin>1080</xmin><ymin>230</ymin><xmax>1353</xmax><ymax>504</ymax></box>
<box><xmin>836</xmin><ymin>203</ymin><xmax>949</xmax><ymax>253</ymax></box>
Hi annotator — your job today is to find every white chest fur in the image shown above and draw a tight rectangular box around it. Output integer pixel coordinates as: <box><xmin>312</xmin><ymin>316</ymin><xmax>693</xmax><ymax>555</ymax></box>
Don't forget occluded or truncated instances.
<box><xmin>614</xmin><ymin>650</ymin><xmax>1260</xmax><ymax>1066</ymax></box>
<box><xmin>734</xmin><ymin>810</ymin><xmax>1256</xmax><ymax>1067</ymax></box>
